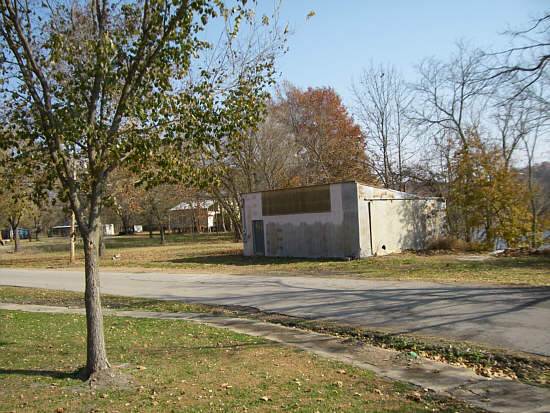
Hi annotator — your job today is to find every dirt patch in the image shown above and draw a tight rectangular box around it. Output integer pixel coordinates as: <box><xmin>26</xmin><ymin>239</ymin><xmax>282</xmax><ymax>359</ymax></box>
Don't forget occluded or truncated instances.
<box><xmin>87</xmin><ymin>365</ymin><xmax>135</xmax><ymax>391</ymax></box>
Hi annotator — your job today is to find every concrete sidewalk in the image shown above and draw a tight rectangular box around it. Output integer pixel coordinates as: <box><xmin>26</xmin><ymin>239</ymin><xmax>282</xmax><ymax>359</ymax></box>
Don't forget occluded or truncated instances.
<box><xmin>1</xmin><ymin>302</ymin><xmax>549</xmax><ymax>413</ymax></box>
<box><xmin>0</xmin><ymin>267</ymin><xmax>549</xmax><ymax>356</ymax></box>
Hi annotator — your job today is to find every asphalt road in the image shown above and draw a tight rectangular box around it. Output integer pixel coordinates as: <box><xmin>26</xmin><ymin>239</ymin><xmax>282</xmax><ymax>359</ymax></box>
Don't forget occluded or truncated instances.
<box><xmin>1</xmin><ymin>268</ymin><xmax>549</xmax><ymax>356</ymax></box>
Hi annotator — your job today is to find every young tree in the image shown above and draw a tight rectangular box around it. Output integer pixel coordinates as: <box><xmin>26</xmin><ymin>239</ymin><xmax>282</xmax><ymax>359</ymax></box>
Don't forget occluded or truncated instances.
<box><xmin>448</xmin><ymin>134</ymin><xmax>530</xmax><ymax>246</ymax></box>
<box><xmin>0</xmin><ymin>145</ymin><xmax>42</xmax><ymax>252</ymax></box>
<box><xmin>0</xmin><ymin>0</ymin><xmax>278</xmax><ymax>378</ymax></box>
<box><xmin>0</xmin><ymin>171</ymin><xmax>35</xmax><ymax>252</ymax></box>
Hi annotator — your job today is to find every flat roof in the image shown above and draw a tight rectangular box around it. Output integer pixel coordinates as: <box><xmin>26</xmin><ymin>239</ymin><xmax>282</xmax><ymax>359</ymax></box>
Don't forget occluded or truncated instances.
<box><xmin>241</xmin><ymin>180</ymin><xmax>359</xmax><ymax>195</ymax></box>
<box><xmin>241</xmin><ymin>180</ymin><xmax>444</xmax><ymax>201</ymax></box>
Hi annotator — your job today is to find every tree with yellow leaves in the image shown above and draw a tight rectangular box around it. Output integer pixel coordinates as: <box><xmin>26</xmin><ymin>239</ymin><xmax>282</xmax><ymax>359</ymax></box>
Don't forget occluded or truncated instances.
<box><xmin>448</xmin><ymin>133</ymin><xmax>530</xmax><ymax>247</ymax></box>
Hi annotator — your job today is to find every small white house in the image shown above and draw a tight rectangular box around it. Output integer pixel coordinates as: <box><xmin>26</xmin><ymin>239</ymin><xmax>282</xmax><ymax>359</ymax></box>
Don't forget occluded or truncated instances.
<box><xmin>241</xmin><ymin>181</ymin><xmax>446</xmax><ymax>259</ymax></box>
<box><xmin>169</xmin><ymin>199</ymin><xmax>223</xmax><ymax>232</ymax></box>
<box><xmin>103</xmin><ymin>224</ymin><xmax>115</xmax><ymax>236</ymax></box>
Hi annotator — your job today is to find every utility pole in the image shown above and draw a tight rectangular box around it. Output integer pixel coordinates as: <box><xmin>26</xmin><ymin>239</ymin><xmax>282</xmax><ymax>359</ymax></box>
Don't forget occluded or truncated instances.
<box><xmin>69</xmin><ymin>161</ymin><xmax>76</xmax><ymax>264</ymax></box>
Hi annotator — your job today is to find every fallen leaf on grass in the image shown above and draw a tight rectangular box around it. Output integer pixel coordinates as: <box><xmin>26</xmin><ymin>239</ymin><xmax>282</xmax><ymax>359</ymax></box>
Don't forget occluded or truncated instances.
<box><xmin>407</xmin><ymin>391</ymin><xmax>422</xmax><ymax>402</ymax></box>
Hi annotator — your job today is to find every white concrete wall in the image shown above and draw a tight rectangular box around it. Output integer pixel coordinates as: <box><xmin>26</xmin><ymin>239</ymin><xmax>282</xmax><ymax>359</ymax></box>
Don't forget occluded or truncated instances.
<box><xmin>242</xmin><ymin>192</ymin><xmax>262</xmax><ymax>256</ymax></box>
<box><xmin>242</xmin><ymin>183</ymin><xmax>361</xmax><ymax>258</ymax></box>
<box><xmin>356</xmin><ymin>181</ymin><xmax>446</xmax><ymax>256</ymax></box>
<box><xmin>369</xmin><ymin>199</ymin><xmax>425</xmax><ymax>255</ymax></box>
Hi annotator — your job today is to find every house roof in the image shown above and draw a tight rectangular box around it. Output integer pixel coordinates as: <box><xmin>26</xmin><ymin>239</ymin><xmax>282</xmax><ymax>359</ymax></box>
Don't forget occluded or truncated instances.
<box><xmin>170</xmin><ymin>200</ymin><xmax>215</xmax><ymax>211</ymax></box>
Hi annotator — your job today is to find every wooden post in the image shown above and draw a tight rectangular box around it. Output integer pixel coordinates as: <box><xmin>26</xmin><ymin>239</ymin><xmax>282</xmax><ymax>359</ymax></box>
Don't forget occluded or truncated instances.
<box><xmin>70</xmin><ymin>162</ymin><xmax>77</xmax><ymax>264</ymax></box>
<box><xmin>70</xmin><ymin>210</ymin><xmax>76</xmax><ymax>263</ymax></box>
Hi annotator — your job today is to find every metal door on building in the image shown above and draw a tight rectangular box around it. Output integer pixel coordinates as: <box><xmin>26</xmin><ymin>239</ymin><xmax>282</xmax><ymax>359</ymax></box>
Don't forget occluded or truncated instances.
<box><xmin>252</xmin><ymin>220</ymin><xmax>265</xmax><ymax>255</ymax></box>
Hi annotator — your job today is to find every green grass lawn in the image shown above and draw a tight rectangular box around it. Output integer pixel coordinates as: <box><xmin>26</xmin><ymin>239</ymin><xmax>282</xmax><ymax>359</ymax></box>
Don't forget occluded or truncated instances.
<box><xmin>0</xmin><ymin>310</ymin><xmax>481</xmax><ymax>412</ymax></box>
<box><xmin>1</xmin><ymin>232</ymin><xmax>549</xmax><ymax>285</ymax></box>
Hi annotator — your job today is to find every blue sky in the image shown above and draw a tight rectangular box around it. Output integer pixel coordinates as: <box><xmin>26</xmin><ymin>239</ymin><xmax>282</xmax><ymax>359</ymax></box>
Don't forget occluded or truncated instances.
<box><xmin>269</xmin><ymin>0</ymin><xmax>548</xmax><ymax>105</ymax></box>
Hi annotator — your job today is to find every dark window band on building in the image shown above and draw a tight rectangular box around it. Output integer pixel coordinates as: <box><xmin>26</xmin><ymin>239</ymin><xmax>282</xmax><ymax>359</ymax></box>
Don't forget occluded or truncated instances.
<box><xmin>262</xmin><ymin>184</ymin><xmax>331</xmax><ymax>216</ymax></box>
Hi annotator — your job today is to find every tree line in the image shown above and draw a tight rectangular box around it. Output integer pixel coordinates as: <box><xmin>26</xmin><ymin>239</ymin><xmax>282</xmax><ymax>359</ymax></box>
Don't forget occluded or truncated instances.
<box><xmin>210</xmin><ymin>17</ymin><xmax>549</xmax><ymax>249</ymax></box>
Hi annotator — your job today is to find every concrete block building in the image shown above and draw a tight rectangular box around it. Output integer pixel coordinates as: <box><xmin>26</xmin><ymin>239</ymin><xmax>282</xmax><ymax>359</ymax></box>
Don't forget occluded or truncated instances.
<box><xmin>241</xmin><ymin>181</ymin><xmax>446</xmax><ymax>258</ymax></box>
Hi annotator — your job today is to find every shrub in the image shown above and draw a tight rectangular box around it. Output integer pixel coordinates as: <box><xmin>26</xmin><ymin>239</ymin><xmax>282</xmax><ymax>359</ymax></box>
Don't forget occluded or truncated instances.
<box><xmin>426</xmin><ymin>236</ymin><xmax>486</xmax><ymax>252</ymax></box>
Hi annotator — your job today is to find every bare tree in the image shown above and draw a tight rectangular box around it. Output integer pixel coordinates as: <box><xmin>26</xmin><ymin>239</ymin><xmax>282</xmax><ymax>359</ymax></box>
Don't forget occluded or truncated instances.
<box><xmin>518</xmin><ymin>84</ymin><xmax>550</xmax><ymax>247</ymax></box>
<box><xmin>353</xmin><ymin>64</ymin><xmax>414</xmax><ymax>190</ymax></box>
<box><xmin>493</xmin><ymin>98</ymin><xmax>532</xmax><ymax>169</ymax></box>
<box><xmin>413</xmin><ymin>43</ymin><xmax>491</xmax><ymax>150</ymax></box>
<box><xmin>486</xmin><ymin>12</ymin><xmax>550</xmax><ymax>105</ymax></box>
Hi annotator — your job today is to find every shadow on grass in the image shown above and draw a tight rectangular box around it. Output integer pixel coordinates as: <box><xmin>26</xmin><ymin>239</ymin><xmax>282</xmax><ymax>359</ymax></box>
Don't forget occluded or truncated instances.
<box><xmin>167</xmin><ymin>254</ymin><xmax>344</xmax><ymax>267</ymax></box>
<box><xmin>106</xmin><ymin>233</ymin><xmax>237</xmax><ymax>249</ymax></box>
<box><xmin>166</xmin><ymin>252</ymin><xmax>550</xmax><ymax>271</ymax></box>
<box><xmin>103</xmin><ymin>298</ymin><xmax>181</xmax><ymax>310</ymax></box>
<box><xmin>0</xmin><ymin>368</ymin><xmax>83</xmax><ymax>380</ymax></box>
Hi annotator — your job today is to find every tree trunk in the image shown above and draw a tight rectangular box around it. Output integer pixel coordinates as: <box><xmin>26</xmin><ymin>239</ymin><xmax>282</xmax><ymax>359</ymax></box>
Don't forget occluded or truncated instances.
<box><xmin>98</xmin><ymin>225</ymin><xmax>106</xmax><ymax>257</ymax></box>
<box><xmin>526</xmin><ymin>155</ymin><xmax>538</xmax><ymax>248</ymax></box>
<box><xmin>160</xmin><ymin>225</ymin><xmax>165</xmax><ymax>245</ymax></box>
<box><xmin>12</xmin><ymin>224</ymin><xmax>19</xmax><ymax>253</ymax></box>
<box><xmin>121</xmin><ymin>214</ymin><xmax>130</xmax><ymax>235</ymax></box>
<box><xmin>70</xmin><ymin>209</ymin><xmax>76</xmax><ymax>264</ymax></box>
<box><xmin>221</xmin><ymin>208</ymin><xmax>227</xmax><ymax>232</ymax></box>
<box><xmin>82</xmin><ymin>229</ymin><xmax>110</xmax><ymax>377</ymax></box>
<box><xmin>227</xmin><ymin>212</ymin><xmax>242</xmax><ymax>242</ymax></box>
<box><xmin>530</xmin><ymin>197</ymin><xmax>537</xmax><ymax>248</ymax></box>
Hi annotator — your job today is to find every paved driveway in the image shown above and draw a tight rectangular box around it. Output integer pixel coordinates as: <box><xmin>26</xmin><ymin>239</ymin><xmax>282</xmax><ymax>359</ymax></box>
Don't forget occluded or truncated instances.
<box><xmin>1</xmin><ymin>268</ymin><xmax>549</xmax><ymax>356</ymax></box>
